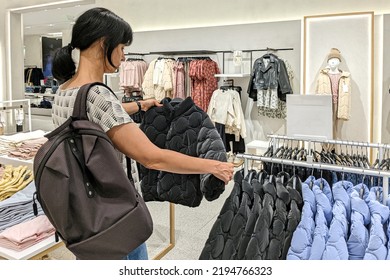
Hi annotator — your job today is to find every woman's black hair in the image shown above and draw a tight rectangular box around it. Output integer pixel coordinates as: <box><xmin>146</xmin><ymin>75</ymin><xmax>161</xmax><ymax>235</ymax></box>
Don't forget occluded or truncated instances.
<box><xmin>52</xmin><ymin>7</ymin><xmax>133</xmax><ymax>84</ymax></box>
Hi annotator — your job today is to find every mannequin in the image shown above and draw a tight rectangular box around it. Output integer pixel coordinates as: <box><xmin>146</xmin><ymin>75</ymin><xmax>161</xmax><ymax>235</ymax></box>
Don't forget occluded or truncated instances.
<box><xmin>327</xmin><ymin>57</ymin><xmax>341</xmax><ymax>74</ymax></box>
<box><xmin>316</xmin><ymin>48</ymin><xmax>351</xmax><ymax>140</ymax></box>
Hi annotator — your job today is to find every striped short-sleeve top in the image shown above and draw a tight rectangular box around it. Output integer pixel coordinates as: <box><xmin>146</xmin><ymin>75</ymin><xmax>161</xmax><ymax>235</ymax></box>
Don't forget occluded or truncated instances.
<box><xmin>52</xmin><ymin>85</ymin><xmax>133</xmax><ymax>131</ymax></box>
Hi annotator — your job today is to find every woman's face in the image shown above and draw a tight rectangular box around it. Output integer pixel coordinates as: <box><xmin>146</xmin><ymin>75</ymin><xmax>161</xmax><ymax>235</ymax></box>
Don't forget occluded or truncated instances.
<box><xmin>104</xmin><ymin>43</ymin><xmax>125</xmax><ymax>73</ymax></box>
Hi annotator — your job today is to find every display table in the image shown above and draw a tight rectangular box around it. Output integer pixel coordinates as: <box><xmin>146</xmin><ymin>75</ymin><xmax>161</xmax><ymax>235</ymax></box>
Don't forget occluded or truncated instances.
<box><xmin>0</xmin><ymin>235</ymin><xmax>63</xmax><ymax>260</ymax></box>
<box><xmin>0</xmin><ymin>143</ymin><xmax>63</xmax><ymax>260</ymax></box>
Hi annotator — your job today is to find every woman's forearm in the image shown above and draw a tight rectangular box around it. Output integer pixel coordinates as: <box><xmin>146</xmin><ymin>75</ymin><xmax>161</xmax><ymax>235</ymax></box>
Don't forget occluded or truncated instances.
<box><xmin>146</xmin><ymin>148</ymin><xmax>220</xmax><ymax>175</ymax></box>
<box><xmin>107</xmin><ymin>123</ymin><xmax>233</xmax><ymax>184</ymax></box>
<box><xmin>121</xmin><ymin>101</ymin><xmax>139</xmax><ymax>115</ymax></box>
<box><xmin>122</xmin><ymin>99</ymin><xmax>162</xmax><ymax>115</ymax></box>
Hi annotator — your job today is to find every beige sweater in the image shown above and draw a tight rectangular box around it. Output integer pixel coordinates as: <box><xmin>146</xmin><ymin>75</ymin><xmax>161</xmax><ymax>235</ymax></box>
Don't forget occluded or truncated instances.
<box><xmin>315</xmin><ymin>68</ymin><xmax>351</xmax><ymax>120</ymax></box>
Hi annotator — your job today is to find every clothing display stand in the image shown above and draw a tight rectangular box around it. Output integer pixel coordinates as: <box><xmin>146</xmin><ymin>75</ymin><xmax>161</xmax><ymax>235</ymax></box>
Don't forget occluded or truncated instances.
<box><xmin>237</xmin><ymin>154</ymin><xmax>390</xmax><ymax>204</ymax></box>
<box><xmin>0</xmin><ymin>99</ymin><xmax>32</xmax><ymax>134</ymax></box>
<box><xmin>152</xmin><ymin>203</ymin><xmax>175</xmax><ymax>260</ymax></box>
<box><xmin>237</xmin><ymin>134</ymin><xmax>390</xmax><ymax>204</ymax></box>
<box><xmin>0</xmin><ymin>154</ymin><xmax>63</xmax><ymax>260</ymax></box>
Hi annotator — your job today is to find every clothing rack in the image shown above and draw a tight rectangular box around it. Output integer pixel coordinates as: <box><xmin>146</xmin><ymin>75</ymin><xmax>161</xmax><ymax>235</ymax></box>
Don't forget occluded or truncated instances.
<box><xmin>238</xmin><ymin>134</ymin><xmax>390</xmax><ymax>204</ymax></box>
<box><xmin>216</xmin><ymin>47</ymin><xmax>294</xmax><ymax>74</ymax></box>
<box><xmin>125</xmin><ymin>52</ymin><xmax>149</xmax><ymax>56</ymax></box>
<box><xmin>126</xmin><ymin>48</ymin><xmax>294</xmax><ymax>73</ymax></box>
<box><xmin>236</xmin><ymin>153</ymin><xmax>390</xmax><ymax>204</ymax></box>
<box><xmin>267</xmin><ymin>134</ymin><xmax>389</xmax><ymax>164</ymax></box>
<box><xmin>149</xmin><ymin>50</ymin><xmax>217</xmax><ymax>56</ymax></box>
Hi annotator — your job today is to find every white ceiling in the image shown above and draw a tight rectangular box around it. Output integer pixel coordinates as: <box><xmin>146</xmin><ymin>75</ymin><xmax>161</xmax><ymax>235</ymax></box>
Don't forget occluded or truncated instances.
<box><xmin>23</xmin><ymin>3</ymin><xmax>96</xmax><ymax>36</ymax></box>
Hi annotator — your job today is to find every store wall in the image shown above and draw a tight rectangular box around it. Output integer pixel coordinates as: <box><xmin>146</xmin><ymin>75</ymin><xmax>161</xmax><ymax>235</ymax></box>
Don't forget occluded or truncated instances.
<box><xmin>0</xmin><ymin>1</ymin><xmax>5</xmax><ymax>101</ymax></box>
<box><xmin>2</xmin><ymin>0</ymin><xmax>390</xmax><ymax>140</ymax></box>
<box><xmin>129</xmin><ymin>20</ymin><xmax>301</xmax><ymax>144</ymax></box>
<box><xmin>382</xmin><ymin>15</ymin><xmax>390</xmax><ymax>143</ymax></box>
<box><xmin>24</xmin><ymin>35</ymin><xmax>42</xmax><ymax>68</ymax></box>
<box><xmin>99</xmin><ymin>0</ymin><xmax>390</xmax><ymax>32</ymax></box>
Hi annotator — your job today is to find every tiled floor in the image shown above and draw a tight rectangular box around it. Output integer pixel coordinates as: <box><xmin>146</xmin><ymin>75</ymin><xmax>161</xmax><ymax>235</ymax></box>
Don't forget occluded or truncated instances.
<box><xmin>47</xmin><ymin>178</ymin><xmax>235</xmax><ymax>260</ymax></box>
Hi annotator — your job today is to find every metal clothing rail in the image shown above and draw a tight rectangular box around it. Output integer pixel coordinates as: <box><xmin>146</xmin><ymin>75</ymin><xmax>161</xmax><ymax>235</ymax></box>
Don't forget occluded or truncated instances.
<box><xmin>267</xmin><ymin>134</ymin><xmax>390</xmax><ymax>164</ymax></box>
<box><xmin>216</xmin><ymin>48</ymin><xmax>294</xmax><ymax>74</ymax></box>
<box><xmin>267</xmin><ymin>134</ymin><xmax>388</xmax><ymax>149</ymax></box>
<box><xmin>236</xmin><ymin>153</ymin><xmax>390</xmax><ymax>204</ymax></box>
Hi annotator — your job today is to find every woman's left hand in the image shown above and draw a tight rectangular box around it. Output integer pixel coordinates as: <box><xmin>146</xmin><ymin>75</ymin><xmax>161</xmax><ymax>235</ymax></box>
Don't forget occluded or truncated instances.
<box><xmin>141</xmin><ymin>99</ymin><xmax>162</xmax><ymax>111</ymax></box>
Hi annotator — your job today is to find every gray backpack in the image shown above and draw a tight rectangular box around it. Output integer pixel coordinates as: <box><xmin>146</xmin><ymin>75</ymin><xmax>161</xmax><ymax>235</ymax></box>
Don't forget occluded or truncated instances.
<box><xmin>33</xmin><ymin>82</ymin><xmax>153</xmax><ymax>260</ymax></box>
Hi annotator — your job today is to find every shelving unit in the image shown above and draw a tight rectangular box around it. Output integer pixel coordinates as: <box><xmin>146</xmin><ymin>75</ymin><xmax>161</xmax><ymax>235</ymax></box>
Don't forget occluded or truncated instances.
<box><xmin>0</xmin><ymin>235</ymin><xmax>63</xmax><ymax>260</ymax></box>
<box><xmin>214</xmin><ymin>73</ymin><xmax>250</xmax><ymax>78</ymax></box>
<box><xmin>0</xmin><ymin>151</ymin><xmax>63</xmax><ymax>260</ymax></box>
<box><xmin>25</xmin><ymin>92</ymin><xmax>55</xmax><ymax>98</ymax></box>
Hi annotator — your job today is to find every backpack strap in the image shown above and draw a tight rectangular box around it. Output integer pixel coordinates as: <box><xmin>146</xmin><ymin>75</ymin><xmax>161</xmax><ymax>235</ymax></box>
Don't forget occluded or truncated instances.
<box><xmin>71</xmin><ymin>82</ymin><xmax>134</xmax><ymax>182</ymax></box>
<box><xmin>72</xmin><ymin>82</ymin><xmax>111</xmax><ymax>120</ymax></box>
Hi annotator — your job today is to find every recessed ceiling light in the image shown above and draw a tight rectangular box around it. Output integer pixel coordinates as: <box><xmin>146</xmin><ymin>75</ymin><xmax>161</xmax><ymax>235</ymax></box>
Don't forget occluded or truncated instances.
<box><xmin>44</xmin><ymin>9</ymin><xmax>48</xmax><ymax>12</ymax></box>
<box><xmin>25</xmin><ymin>26</ymin><xmax>31</xmax><ymax>29</ymax></box>
<box><xmin>48</xmin><ymin>24</ymin><xmax>54</xmax><ymax>27</ymax></box>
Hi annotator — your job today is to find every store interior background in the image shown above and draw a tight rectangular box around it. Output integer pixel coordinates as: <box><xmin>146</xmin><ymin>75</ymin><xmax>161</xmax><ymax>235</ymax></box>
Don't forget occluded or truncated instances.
<box><xmin>1</xmin><ymin>0</ymin><xmax>390</xmax><ymax>145</ymax></box>
<box><xmin>1</xmin><ymin>0</ymin><xmax>390</xmax><ymax>259</ymax></box>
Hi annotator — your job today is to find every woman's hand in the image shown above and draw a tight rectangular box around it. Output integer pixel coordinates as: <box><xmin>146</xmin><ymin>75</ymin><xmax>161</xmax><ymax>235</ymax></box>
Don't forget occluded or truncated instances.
<box><xmin>213</xmin><ymin>161</ymin><xmax>234</xmax><ymax>185</ymax></box>
<box><xmin>140</xmin><ymin>99</ymin><xmax>162</xmax><ymax>111</ymax></box>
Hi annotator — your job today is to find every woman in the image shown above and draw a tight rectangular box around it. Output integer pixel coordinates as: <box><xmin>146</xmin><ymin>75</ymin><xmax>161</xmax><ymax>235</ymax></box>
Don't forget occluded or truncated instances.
<box><xmin>51</xmin><ymin>7</ymin><xmax>234</xmax><ymax>260</ymax></box>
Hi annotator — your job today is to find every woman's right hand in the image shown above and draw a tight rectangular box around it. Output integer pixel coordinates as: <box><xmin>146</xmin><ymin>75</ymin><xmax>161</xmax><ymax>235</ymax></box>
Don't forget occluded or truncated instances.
<box><xmin>213</xmin><ymin>161</ymin><xmax>234</xmax><ymax>185</ymax></box>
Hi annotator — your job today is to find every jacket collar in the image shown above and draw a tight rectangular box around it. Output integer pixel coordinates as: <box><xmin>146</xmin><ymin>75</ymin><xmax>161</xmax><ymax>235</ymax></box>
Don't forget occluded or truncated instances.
<box><xmin>321</xmin><ymin>68</ymin><xmax>350</xmax><ymax>78</ymax></box>
<box><xmin>259</xmin><ymin>55</ymin><xmax>277</xmax><ymax>72</ymax></box>
<box><xmin>162</xmin><ymin>97</ymin><xmax>196</xmax><ymax>119</ymax></box>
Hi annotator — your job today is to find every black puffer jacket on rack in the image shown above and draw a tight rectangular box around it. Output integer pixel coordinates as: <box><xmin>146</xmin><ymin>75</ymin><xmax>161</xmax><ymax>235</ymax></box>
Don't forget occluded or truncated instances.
<box><xmin>139</xmin><ymin>97</ymin><xmax>227</xmax><ymax>207</ymax></box>
<box><xmin>234</xmin><ymin>170</ymin><xmax>267</xmax><ymax>260</ymax></box>
<box><xmin>221</xmin><ymin>170</ymin><xmax>256</xmax><ymax>259</ymax></box>
<box><xmin>199</xmin><ymin>170</ymin><xmax>244</xmax><ymax>259</ymax></box>
<box><xmin>267</xmin><ymin>171</ymin><xmax>290</xmax><ymax>260</ymax></box>
<box><xmin>245</xmin><ymin>175</ymin><xmax>277</xmax><ymax>259</ymax></box>
<box><xmin>282</xmin><ymin>175</ymin><xmax>303</xmax><ymax>259</ymax></box>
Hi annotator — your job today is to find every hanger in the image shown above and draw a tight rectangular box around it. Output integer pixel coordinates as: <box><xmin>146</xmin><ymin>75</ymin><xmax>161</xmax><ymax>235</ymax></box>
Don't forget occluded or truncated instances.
<box><xmin>220</xmin><ymin>79</ymin><xmax>242</xmax><ymax>93</ymax></box>
<box><xmin>309</xmin><ymin>164</ymin><xmax>315</xmax><ymax>189</ymax></box>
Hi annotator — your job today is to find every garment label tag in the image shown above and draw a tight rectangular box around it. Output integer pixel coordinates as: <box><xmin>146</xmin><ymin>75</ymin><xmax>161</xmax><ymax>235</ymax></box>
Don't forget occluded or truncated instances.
<box><xmin>343</xmin><ymin>84</ymin><xmax>348</xmax><ymax>93</ymax></box>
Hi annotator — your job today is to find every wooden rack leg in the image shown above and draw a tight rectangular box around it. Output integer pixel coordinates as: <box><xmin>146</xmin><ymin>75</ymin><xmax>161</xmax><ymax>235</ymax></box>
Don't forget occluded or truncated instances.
<box><xmin>152</xmin><ymin>202</ymin><xmax>175</xmax><ymax>260</ymax></box>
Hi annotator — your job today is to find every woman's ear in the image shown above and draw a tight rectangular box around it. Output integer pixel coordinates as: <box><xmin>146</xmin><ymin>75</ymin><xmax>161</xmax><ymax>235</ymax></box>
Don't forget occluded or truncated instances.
<box><xmin>99</xmin><ymin>38</ymin><xmax>105</xmax><ymax>50</ymax></box>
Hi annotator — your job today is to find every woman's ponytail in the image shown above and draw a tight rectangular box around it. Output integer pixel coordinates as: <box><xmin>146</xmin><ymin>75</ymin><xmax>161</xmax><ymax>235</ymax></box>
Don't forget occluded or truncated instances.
<box><xmin>52</xmin><ymin>44</ymin><xmax>76</xmax><ymax>84</ymax></box>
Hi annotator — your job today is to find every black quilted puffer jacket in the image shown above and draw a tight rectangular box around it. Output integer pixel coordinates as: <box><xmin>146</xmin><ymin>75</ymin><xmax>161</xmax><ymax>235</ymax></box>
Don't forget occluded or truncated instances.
<box><xmin>199</xmin><ymin>169</ymin><xmax>245</xmax><ymax>259</ymax></box>
<box><xmin>200</xmin><ymin>169</ymin><xmax>303</xmax><ymax>260</ymax></box>
<box><xmin>139</xmin><ymin>97</ymin><xmax>227</xmax><ymax>207</ymax></box>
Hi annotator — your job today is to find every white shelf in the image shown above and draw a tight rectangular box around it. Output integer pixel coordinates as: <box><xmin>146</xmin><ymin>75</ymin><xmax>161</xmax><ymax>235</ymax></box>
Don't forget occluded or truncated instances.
<box><xmin>25</xmin><ymin>92</ymin><xmax>55</xmax><ymax>98</ymax></box>
<box><xmin>0</xmin><ymin>235</ymin><xmax>62</xmax><ymax>260</ymax></box>
<box><xmin>0</xmin><ymin>154</ymin><xmax>33</xmax><ymax>169</ymax></box>
<box><xmin>214</xmin><ymin>73</ymin><xmax>250</xmax><ymax>78</ymax></box>
<box><xmin>30</xmin><ymin>107</ymin><xmax>52</xmax><ymax>116</ymax></box>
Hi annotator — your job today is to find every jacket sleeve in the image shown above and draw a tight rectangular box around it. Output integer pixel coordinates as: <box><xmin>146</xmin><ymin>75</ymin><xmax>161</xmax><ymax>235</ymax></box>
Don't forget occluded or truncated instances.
<box><xmin>138</xmin><ymin>103</ymin><xmax>171</xmax><ymax>202</ymax></box>
<box><xmin>197</xmin><ymin>113</ymin><xmax>227</xmax><ymax>201</ymax></box>
<box><xmin>247</xmin><ymin>61</ymin><xmax>258</xmax><ymax>101</ymax></box>
<box><xmin>277</xmin><ymin>59</ymin><xmax>293</xmax><ymax>101</ymax></box>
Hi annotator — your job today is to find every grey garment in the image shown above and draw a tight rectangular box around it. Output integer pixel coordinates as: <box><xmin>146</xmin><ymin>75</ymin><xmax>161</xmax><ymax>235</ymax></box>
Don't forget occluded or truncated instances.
<box><xmin>0</xmin><ymin>181</ymin><xmax>44</xmax><ymax>232</ymax></box>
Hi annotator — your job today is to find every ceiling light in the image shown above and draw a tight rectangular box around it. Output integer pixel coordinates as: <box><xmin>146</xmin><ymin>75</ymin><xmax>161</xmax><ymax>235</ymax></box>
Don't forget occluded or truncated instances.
<box><xmin>48</xmin><ymin>24</ymin><xmax>54</xmax><ymax>27</ymax></box>
<box><xmin>25</xmin><ymin>26</ymin><xmax>31</xmax><ymax>29</ymax></box>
